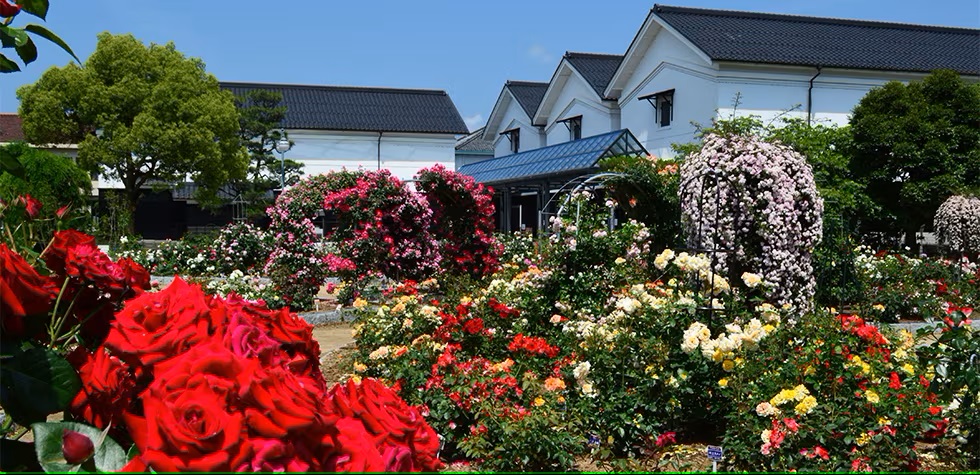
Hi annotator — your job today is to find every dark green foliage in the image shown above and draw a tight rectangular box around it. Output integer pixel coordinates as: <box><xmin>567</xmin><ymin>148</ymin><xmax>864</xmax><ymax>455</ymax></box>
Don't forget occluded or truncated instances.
<box><xmin>849</xmin><ymin>69</ymin><xmax>980</xmax><ymax>246</ymax></box>
<box><xmin>0</xmin><ymin>142</ymin><xmax>91</xmax><ymax>220</ymax></box>
<box><xmin>232</xmin><ymin>89</ymin><xmax>303</xmax><ymax>217</ymax></box>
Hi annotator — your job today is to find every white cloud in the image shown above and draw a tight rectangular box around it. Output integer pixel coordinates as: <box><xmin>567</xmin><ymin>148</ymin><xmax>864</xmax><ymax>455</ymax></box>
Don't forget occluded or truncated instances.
<box><xmin>526</xmin><ymin>44</ymin><xmax>554</xmax><ymax>64</ymax></box>
<box><xmin>463</xmin><ymin>113</ymin><xmax>485</xmax><ymax>131</ymax></box>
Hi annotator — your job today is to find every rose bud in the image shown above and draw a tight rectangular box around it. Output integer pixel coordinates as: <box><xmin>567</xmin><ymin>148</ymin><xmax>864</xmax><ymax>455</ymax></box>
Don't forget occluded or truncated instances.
<box><xmin>55</xmin><ymin>204</ymin><xmax>71</xmax><ymax>219</ymax></box>
<box><xmin>62</xmin><ymin>429</ymin><xmax>95</xmax><ymax>464</ymax></box>
<box><xmin>17</xmin><ymin>194</ymin><xmax>41</xmax><ymax>219</ymax></box>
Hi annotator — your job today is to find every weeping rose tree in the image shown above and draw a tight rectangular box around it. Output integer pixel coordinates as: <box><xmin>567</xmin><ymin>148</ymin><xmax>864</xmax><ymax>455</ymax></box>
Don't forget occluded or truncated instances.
<box><xmin>680</xmin><ymin>133</ymin><xmax>824</xmax><ymax>311</ymax></box>
<box><xmin>934</xmin><ymin>194</ymin><xmax>980</xmax><ymax>258</ymax></box>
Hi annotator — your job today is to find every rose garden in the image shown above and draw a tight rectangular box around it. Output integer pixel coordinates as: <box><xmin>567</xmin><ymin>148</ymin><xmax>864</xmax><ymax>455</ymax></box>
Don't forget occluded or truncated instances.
<box><xmin>3</xmin><ymin>125</ymin><xmax>979</xmax><ymax>472</ymax></box>
<box><xmin>1</xmin><ymin>2</ymin><xmax>979</xmax><ymax>470</ymax></box>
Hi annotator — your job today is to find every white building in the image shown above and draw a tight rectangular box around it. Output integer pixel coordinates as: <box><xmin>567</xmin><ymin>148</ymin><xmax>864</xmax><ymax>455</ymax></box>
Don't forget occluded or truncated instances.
<box><xmin>221</xmin><ymin>82</ymin><xmax>469</xmax><ymax>182</ymax></box>
<box><xmin>463</xmin><ymin>4</ymin><xmax>980</xmax><ymax>231</ymax></box>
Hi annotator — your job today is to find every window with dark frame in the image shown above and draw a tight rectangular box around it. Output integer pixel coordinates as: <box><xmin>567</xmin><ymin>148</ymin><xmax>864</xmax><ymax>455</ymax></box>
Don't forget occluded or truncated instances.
<box><xmin>638</xmin><ymin>89</ymin><xmax>674</xmax><ymax>128</ymax></box>
<box><xmin>557</xmin><ymin>115</ymin><xmax>583</xmax><ymax>141</ymax></box>
<box><xmin>500</xmin><ymin>128</ymin><xmax>520</xmax><ymax>153</ymax></box>
<box><xmin>569</xmin><ymin>116</ymin><xmax>582</xmax><ymax>140</ymax></box>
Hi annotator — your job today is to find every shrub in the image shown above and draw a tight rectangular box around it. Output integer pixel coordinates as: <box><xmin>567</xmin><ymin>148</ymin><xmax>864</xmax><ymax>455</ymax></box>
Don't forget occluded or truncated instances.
<box><xmin>722</xmin><ymin>311</ymin><xmax>941</xmax><ymax>472</ymax></box>
<box><xmin>416</xmin><ymin>164</ymin><xmax>501</xmax><ymax>278</ymax></box>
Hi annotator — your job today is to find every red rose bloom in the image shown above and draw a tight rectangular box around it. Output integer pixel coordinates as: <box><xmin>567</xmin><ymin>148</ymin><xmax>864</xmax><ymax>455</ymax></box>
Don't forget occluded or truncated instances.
<box><xmin>105</xmin><ymin>277</ymin><xmax>213</xmax><ymax>367</ymax></box>
<box><xmin>241</xmin><ymin>365</ymin><xmax>332</xmax><ymax>440</ymax></box>
<box><xmin>238</xmin><ymin>438</ymin><xmax>314</xmax><ymax>472</ymax></box>
<box><xmin>16</xmin><ymin>194</ymin><xmax>42</xmax><ymax>219</ymax></box>
<box><xmin>321</xmin><ymin>417</ymin><xmax>385</xmax><ymax>472</ymax></box>
<box><xmin>127</xmin><ymin>342</ymin><xmax>254</xmax><ymax>472</ymax></box>
<box><xmin>43</xmin><ymin>229</ymin><xmax>96</xmax><ymax>276</ymax></box>
<box><xmin>67</xmin><ymin>346</ymin><xmax>140</xmax><ymax>439</ymax></box>
<box><xmin>0</xmin><ymin>243</ymin><xmax>58</xmax><ymax>337</ymax></box>
<box><xmin>326</xmin><ymin>378</ymin><xmax>442</xmax><ymax>471</ymax></box>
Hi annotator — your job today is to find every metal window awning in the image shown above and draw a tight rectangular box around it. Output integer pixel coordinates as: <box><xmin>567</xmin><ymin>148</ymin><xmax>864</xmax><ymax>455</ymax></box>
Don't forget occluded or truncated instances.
<box><xmin>457</xmin><ymin>129</ymin><xmax>647</xmax><ymax>185</ymax></box>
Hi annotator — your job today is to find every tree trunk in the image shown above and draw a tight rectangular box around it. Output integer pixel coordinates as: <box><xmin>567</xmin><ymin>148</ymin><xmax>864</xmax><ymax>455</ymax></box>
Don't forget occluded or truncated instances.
<box><xmin>903</xmin><ymin>229</ymin><xmax>920</xmax><ymax>255</ymax></box>
<box><xmin>123</xmin><ymin>187</ymin><xmax>141</xmax><ymax>237</ymax></box>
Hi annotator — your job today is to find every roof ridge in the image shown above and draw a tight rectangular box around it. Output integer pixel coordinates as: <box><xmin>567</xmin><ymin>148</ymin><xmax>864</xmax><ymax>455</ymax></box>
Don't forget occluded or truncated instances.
<box><xmin>219</xmin><ymin>81</ymin><xmax>449</xmax><ymax>95</ymax></box>
<box><xmin>565</xmin><ymin>51</ymin><xmax>624</xmax><ymax>58</ymax></box>
<box><xmin>505</xmin><ymin>80</ymin><xmax>549</xmax><ymax>87</ymax></box>
<box><xmin>653</xmin><ymin>4</ymin><xmax>980</xmax><ymax>34</ymax></box>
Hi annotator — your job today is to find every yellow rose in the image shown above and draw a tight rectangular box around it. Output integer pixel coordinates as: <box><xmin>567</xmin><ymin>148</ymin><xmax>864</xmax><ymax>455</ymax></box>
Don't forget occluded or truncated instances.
<box><xmin>718</xmin><ymin>378</ymin><xmax>729</xmax><ymax>388</ymax></box>
<box><xmin>533</xmin><ymin>397</ymin><xmax>545</xmax><ymax>407</ymax></box>
<box><xmin>722</xmin><ymin>360</ymin><xmax>735</xmax><ymax>372</ymax></box>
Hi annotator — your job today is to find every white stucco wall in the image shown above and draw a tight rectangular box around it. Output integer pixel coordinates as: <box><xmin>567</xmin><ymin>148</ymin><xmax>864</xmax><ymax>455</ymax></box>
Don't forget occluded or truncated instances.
<box><xmin>288</xmin><ymin>129</ymin><xmax>458</xmax><ymax>182</ymax></box>
<box><xmin>491</xmin><ymin>97</ymin><xmax>545</xmax><ymax>157</ymax></box>
<box><xmin>617</xmin><ymin>28</ymin><xmax>717</xmax><ymax>158</ymax></box>
<box><xmin>714</xmin><ymin>65</ymin><xmax>942</xmax><ymax>127</ymax></box>
<box><xmin>542</xmin><ymin>71</ymin><xmax>618</xmax><ymax>146</ymax></box>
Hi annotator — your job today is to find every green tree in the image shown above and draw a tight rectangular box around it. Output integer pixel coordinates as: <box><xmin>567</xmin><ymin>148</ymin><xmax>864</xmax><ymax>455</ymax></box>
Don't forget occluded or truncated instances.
<box><xmin>16</xmin><ymin>33</ymin><xmax>248</xmax><ymax>234</ymax></box>
<box><xmin>232</xmin><ymin>88</ymin><xmax>303</xmax><ymax>216</ymax></box>
<box><xmin>849</xmin><ymin>69</ymin><xmax>980</xmax><ymax>248</ymax></box>
<box><xmin>0</xmin><ymin>142</ymin><xmax>91</xmax><ymax>212</ymax></box>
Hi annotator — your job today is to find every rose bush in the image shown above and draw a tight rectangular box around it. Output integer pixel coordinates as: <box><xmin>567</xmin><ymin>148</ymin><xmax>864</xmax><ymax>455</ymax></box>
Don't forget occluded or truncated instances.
<box><xmin>0</xmin><ymin>215</ymin><xmax>443</xmax><ymax>473</ymax></box>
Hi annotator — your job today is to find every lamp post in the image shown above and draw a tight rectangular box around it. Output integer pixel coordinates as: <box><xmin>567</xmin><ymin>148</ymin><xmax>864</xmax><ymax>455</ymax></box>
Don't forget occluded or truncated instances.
<box><xmin>274</xmin><ymin>129</ymin><xmax>291</xmax><ymax>190</ymax></box>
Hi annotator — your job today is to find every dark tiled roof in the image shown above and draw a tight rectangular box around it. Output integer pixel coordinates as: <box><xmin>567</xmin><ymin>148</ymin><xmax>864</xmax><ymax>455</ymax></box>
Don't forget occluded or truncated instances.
<box><xmin>654</xmin><ymin>4</ymin><xmax>980</xmax><ymax>75</ymax></box>
<box><xmin>564</xmin><ymin>52</ymin><xmax>624</xmax><ymax>98</ymax></box>
<box><xmin>0</xmin><ymin>113</ymin><xmax>25</xmax><ymax>142</ymax></box>
<box><xmin>220</xmin><ymin>82</ymin><xmax>468</xmax><ymax>134</ymax></box>
<box><xmin>505</xmin><ymin>81</ymin><xmax>549</xmax><ymax>118</ymax></box>
<box><xmin>456</xmin><ymin>127</ymin><xmax>494</xmax><ymax>153</ymax></box>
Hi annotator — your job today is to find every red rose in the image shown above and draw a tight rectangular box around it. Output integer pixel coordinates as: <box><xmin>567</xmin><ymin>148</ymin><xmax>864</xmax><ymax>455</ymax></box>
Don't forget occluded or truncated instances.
<box><xmin>65</xmin><ymin>244</ymin><xmax>126</xmax><ymax>294</ymax></box>
<box><xmin>321</xmin><ymin>417</ymin><xmax>385</xmax><ymax>472</ymax></box>
<box><xmin>116</xmin><ymin>257</ymin><xmax>151</xmax><ymax>295</ymax></box>
<box><xmin>105</xmin><ymin>277</ymin><xmax>213</xmax><ymax>367</ymax></box>
<box><xmin>326</xmin><ymin>378</ymin><xmax>442</xmax><ymax>471</ymax></box>
<box><xmin>0</xmin><ymin>243</ymin><xmax>58</xmax><ymax>337</ymax></box>
<box><xmin>216</xmin><ymin>295</ymin><xmax>322</xmax><ymax>380</ymax></box>
<box><xmin>127</xmin><ymin>342</ymin><xmax>254</xmax><ymax>472</ymax></box>
<box><xmin>238</xmin><ymin>438</ymin><xmax>314</xmax><ymax>472</ymax></box>
<box><xmin>67</xmin><ymin>346</ymin><xmax>141</xmax><ymax>439</ymax></box>
<box><xmin>241</xmin><ymin>365</ymin><xmax>332</xmax><ymax>440</ymax></box>
<box><xmin>43</xmin><ymin>229</ymin><xmax>96</xmax><ymax>276</ymax></box>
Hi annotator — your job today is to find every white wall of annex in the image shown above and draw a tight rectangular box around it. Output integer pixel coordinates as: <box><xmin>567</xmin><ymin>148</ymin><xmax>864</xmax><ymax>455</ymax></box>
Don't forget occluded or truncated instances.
<box><xmin>491</xmin><ymin>98</ymin><xmax>544</xmax><ymax>157</ymax></box>
<box><xmin>543</xmin><ymin>74</ymin><xmax>617</xmax><ymax>145</ymax></box>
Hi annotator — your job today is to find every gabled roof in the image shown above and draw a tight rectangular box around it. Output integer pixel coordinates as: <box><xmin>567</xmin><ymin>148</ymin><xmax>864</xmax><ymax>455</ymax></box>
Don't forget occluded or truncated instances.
<box><xmin>505</xmin><ymin>81</ymin><xmax>549</xmax><ymax>118</ymax></box>
<box><xmin>564</xmin><ymin>52</ymin><xmax>624</xmax><ymax>98</ymax></box>
<box><xmin>654</xmin><ymin>4</ymin><xmax>980</xmax><ymax>75</ymax></box>
<box><xmin>0</xmin><ymin>113</ymin><xmax>25</xmax><ymax>142</ymax></box>
<box><xmin>481</xmin><ymin>80</ymin><xmax>549</xmax><ymax>141</ymax></box>
<box><xmin>456</xmin><ymin>127</ymin><xmax>494</xmax><ymax>154</ymax></box>
<box><xmin>220</xmin><ymin>82</ymin><xmax>468</xmax><ymax>135</ymax></box>
<box><xmin>458</xmin><ymin>129</ymin><xmax>647</xmax><ymax>185</ymax></box>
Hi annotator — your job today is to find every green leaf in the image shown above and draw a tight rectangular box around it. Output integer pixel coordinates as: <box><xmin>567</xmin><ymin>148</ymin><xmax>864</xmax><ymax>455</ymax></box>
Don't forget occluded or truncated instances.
<box><xmin>24</xmin><ymin>24</ymin><xmax>78</xmax><ymax>62</ymax></box>
<box><xmin>0</xmin><ymin>24</ymin><xmax>30</xmax><ymax>47</ymax></box>
<box><xmin>0</xmin><ymin>346</ymin><xmax>81</xmax><ymax>425</ymax></box>
<box><xmin>17</xmin><ymin>0</ymin><xmax>49</xmax><ymax>20</ymax></box>
<box><xmin>16</xmin><ymin>37</ymin><xmax>38</xmax><ymax>65</ymax></box>
<box><xmin>0</xmin><ymin>147</ymin><xmax>26</xmax><ymax>178</ymax></box>
<box><xmin>32</xmin><ymin>421</ymin><xmax>128</xmax><ymax>473</ymax></box>
<box><xmin>0</xmin><ymin>52</ymin><xmax>21</xmax><ymax>72</ymax></box>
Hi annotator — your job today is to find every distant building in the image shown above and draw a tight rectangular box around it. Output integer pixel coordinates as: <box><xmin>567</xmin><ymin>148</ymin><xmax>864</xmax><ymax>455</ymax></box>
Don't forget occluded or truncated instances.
<box><xmin>465</xmin><ymin>3</ymin><xmax>980</xmax><ymax>231</ymax></box>
<box><xmin>220</xmin><ymin>82</ymin><xmax>469</xmax><ymax>182</ymax></box>
<box><xmin>455</xmin><ymin>127</ymin><xmax>494</xmax><ymax>168</ymax></box>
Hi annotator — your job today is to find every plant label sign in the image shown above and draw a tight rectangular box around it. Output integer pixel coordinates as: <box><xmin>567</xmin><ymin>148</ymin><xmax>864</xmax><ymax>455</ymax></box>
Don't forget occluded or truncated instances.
<box><xmin>707</xmin><ymin>445</ymin><xmax>723</xmax><ymax>461</ymax></box>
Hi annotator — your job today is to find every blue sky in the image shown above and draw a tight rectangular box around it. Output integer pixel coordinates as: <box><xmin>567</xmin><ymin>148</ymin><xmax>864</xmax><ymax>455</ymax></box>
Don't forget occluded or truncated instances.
<box><xmin>2</xmin><ymin>0</ymin><xmax>978</xmax><ymax>131</ymax></box>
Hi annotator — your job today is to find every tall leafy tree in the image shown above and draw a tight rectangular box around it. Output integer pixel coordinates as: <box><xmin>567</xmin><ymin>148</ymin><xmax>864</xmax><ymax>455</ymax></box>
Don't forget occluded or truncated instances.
<box><xmin>17</xmin><ymin>33</ymin><xmax>248</xmax><ymax>234</ymax></box>
<box><xmin>849</xmin><ymin>69</ymin><xmax>980</xmax><ymax>247</ymax></box>
<box><xmin>232</xmin><ymin>89</ymin><xmax>303</xmax><ymax>215</ymax></box>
